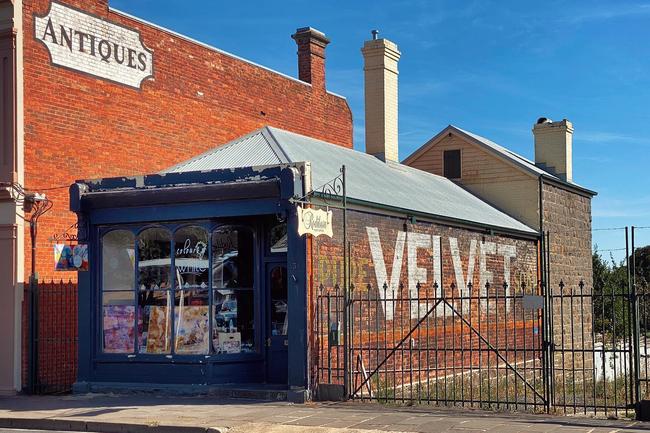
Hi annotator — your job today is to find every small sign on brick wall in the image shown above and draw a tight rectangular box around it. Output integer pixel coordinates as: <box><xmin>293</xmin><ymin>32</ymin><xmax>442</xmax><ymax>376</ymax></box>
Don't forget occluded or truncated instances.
<box><xmin>297</xmin><ymin>206</ymin><xmax>333</xmax><ymax>238</ymax></box>
<box><xmin>34</xmin><ymin>1</ymin><xmax>154</xmax><ymax>89</ymax></box>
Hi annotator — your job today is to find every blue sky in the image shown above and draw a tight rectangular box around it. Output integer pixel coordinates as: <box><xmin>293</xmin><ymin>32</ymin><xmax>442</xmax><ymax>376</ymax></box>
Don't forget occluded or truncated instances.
<box><xmin>111</xmin><ymin>0</ymin><xmax>650</xmax><ymax>260</ymax></box>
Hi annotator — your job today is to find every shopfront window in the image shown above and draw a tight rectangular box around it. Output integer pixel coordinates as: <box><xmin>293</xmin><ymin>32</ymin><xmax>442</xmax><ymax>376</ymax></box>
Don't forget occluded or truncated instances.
<box><xmin>174</xmin><ymin>226</ymin><xmax>209</xmax><ymax>354</ymax></box>
<box><xmin>102</xmin><ymin>230</ymin><xmax>135</xmax><ymax>353</ymax></box>
<box><xmin>212</xmin><ymin>227</ymin><xmax>255</xmax><ymax>354</ymax></box>
<box><xmin>100</xmin><ymin>222</ymin><xmax>257</xmax><ymax>357</ymax></box>
<box><xmin>269</xmin><ymin>265</ymin><xmax>288</xmax><ymax>336</ymax></box>
<box><xmin>137</xmin><ymin>228</ymin><xmax>172</xmax><ymax>354</ymax></box>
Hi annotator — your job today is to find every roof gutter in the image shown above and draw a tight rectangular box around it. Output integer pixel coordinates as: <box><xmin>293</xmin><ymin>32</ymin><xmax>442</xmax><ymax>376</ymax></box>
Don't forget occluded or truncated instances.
<box><xmin>540</xmin><ymin>173</ymin><xmax>597</xmax><ymax>198</ymax></box>
<box><xmin>312</xmin><ymin>192</ymin><xmax>540</xmax><ymax>241</ymax></box>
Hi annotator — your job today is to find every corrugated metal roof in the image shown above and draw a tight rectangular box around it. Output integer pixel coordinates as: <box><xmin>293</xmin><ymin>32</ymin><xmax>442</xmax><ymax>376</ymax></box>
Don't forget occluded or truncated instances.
<box><xmin>165</xmin><ymin>126</ymin><xmax>537</xmax><ymax>234</ymax></box>
<box><xmin>164</xmin><ymin>129</ymin><xmax>288</xmax><ymax>173</ymax></box>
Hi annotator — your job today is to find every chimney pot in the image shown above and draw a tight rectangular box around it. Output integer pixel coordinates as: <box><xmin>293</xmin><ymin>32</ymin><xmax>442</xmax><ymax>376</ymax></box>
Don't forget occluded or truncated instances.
<box><xmin>291</xmin><ymin>27</ymin><xmax>330</xmax><ymax>92</ymax></box>
<box><xmin>533</xmin><ymin>118</ymin><xmax>574</xmax><ymax>182</ymax></box>
<box><xmin>362</xmin><ymin>36</ymin><xmax>401</xmax><ymax>162</ymax></box>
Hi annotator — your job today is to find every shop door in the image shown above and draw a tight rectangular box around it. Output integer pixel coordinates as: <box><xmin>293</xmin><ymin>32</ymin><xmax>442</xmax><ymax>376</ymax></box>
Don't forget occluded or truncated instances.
<box><xmin>266</xmin><ymin>263</ymin><xmax>288</xmax><ymax>384</ymax></box>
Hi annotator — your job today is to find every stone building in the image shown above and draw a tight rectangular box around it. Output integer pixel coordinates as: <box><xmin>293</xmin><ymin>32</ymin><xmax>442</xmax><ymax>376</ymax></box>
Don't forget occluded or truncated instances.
<box><xmin>403</xmin><ymin>120</ymin><xmax>597</xmax><ymax>292</ymax></box>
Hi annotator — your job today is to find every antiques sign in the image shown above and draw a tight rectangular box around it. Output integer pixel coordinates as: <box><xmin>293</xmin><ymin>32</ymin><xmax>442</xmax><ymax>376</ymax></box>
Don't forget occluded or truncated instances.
<box><xmin>34</xmin><ymin>1</ymin><xmax>154</xmax><ymax>89</ymax></box>
<box><xmin>297</xmin><ymin>206</ymin><xmax>333</xmax><ymax>238</ymax></box>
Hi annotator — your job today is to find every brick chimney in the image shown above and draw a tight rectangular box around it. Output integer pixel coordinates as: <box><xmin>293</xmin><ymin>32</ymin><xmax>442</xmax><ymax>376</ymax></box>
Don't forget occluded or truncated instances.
<box><xmin>291</xmin><ymin>27</ymin><xmax>330</xmax><ymax>92</ymax></box>
<box><xmin>533</xmin><ymin>117</ymin><xmax>574</xmax><ymax>182</ymax></box>
<box><xmin>361</xmin><ymin>31</ymin><xmax>401</xmax><ymax>162</ymax></box>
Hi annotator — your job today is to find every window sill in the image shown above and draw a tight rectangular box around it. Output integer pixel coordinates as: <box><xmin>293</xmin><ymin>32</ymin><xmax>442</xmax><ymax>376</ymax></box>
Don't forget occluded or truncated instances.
<box><xmin>94</xmin><ymin>352</ymin><xmax>263</xmax><ymax>364</ymax></box>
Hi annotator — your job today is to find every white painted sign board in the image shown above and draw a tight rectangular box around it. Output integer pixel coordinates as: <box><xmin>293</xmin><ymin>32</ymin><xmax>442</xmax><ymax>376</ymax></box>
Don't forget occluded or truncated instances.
<box><xmin>297</xmin><ymin>206</ymin><xmax>333</xmax><ymax>238</ymax></box>
<box><xmin>34</xmin><ymin>1</ymin><xmax>154</xmax><ymax>89</ymax></box>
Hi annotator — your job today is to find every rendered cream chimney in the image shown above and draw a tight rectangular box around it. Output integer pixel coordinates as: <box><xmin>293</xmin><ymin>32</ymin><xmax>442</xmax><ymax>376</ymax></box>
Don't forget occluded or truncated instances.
<box><xmin>362</xmin><ymin>34</ymin><xmax>401</xmax><ymax>162</ymax></box>
<box><xmin>533</xmin><ymin>118</ymin><xmax>574</xmax><ymax>182</ymax></box>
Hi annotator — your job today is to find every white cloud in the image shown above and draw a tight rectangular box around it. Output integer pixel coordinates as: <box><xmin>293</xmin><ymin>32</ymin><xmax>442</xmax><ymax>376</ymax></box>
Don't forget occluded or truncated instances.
<box><xmin>593</xmin><ymin>195</ymin><xmax>650</xmax><ymax>218</ymax></box>
<box><xmin>578</xmin><ymin>131</ymin><xmax>650</xmax><ymax>147</ymax></box>
<box><xmin>565</xmin><ymin>3</ymin><xmax>650</xmax><ymax>24</ymax></box>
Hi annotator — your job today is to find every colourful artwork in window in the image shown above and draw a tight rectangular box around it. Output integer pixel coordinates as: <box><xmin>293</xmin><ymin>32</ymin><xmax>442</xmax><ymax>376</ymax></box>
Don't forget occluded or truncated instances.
<box><xmin>175</xmin><ymin>306</ymin><xmax>209</xmax><ymax>354</ymax></box>
<box><xmin>103</xmin><ymin>305</ymin><xmax>135</xmax><ymax>353</ymax></box>
<box><xmin>139</xmin><ymin>305</ymin><xmax>172</xmax><ymax>354</ymax></box>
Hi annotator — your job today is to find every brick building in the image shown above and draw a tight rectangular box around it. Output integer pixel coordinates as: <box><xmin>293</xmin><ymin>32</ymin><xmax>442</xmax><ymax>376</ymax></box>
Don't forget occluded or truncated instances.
<box><xmin>0</xmin><ymin>0</ymin><xmax>352</xmax><ymax>394</ymax></box>
<box><xmin>64</xmin><ymin>34</ymin><xmax>553</xmax><ymax>402</ymax></box>
<box><xmin>1</xmin><ymin>0</ymin><xmax>594</xmax><ymax>401</ymax></box>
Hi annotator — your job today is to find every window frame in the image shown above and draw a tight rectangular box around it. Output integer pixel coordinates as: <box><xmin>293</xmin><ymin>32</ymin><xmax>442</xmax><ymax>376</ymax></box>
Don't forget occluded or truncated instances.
<box><xmin>210</xmin><ymin>224</ymin><xmax>259</xmax><ymax>356</ymax></box>
<box><xmin>100</xmin><ymin>228</ymin><xmax>137</xmax><ymax>355</ymax></box>
<box><xmin>267</xmin><ymin>222</ymin><xmax>288</xmax><ymax>255</ymax></box>
<box><xmin>443</xmin><ymin>149</ymin><xmax>462</xmax><ymax>180</ymax></box>
<box><xmin>97</xmin><ymin>220</ymin><xmax>261</xmax><ymax>363</ymax></box>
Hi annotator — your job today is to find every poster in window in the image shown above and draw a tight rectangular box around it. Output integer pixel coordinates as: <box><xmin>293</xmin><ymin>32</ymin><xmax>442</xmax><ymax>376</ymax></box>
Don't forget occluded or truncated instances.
<box><xmin>103</xmin><ymin>305</ymin><xmax>135</xmax><ymax>353</ymax></box>
<box><xmin>217</xmin><ymin>332</ymin><xmax>241</xmax><ymax>354</ymax></box>
<box><xmin>144</xmin><ymin>306</ymin><xmax>171</xmax><ymax>353</ymax></box>
<box><xmin>175</xmin><ymin>306</ymin><xmax>209</xmax><ymax>354</ymax></box>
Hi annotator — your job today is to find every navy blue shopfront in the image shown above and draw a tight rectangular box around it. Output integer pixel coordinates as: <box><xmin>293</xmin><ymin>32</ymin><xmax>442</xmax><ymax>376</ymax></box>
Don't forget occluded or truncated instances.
<box><xmin>70</xmin><ymin>165</ymin><xmax>309</xmax><ymax>396</ymax></box>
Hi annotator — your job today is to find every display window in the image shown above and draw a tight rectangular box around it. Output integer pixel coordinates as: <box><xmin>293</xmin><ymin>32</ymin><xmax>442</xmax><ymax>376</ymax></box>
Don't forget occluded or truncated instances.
<box><xmin>102</xmin><ymin>230</ymin><xmax>136</xmax><ymax>353</ymax></box>
<box><xmin>137</xmin><ymin>228</ymin><xmax>173</xmax><ymax>354</ymax></box>
<box><xmin>212</xmin><ymin>227</ymin><xmax>255</xmax><ymax>354</ymax></box>
<box><xmin>100</xmin><ymin>223</ymin><xmax>257</xmax><ymax>357</ymax></box>
<box><xmin>174</xmin><ymin>226</ymin><xmax>209</xmax><ymax>354</ymax></box>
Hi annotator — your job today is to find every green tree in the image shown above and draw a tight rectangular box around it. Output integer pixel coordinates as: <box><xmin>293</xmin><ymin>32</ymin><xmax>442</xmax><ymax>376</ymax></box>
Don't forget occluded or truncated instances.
<box><xmin>592</xmin><ymin>249</ymin><xmax>630</xmax><ymax>339</ymax></box>
<box><xmin>634</xmin><ymin>246</ymin><xmax>650</xmax><ymax>290</ymax></box>
<box><xmin>633</xmin><ymin>246</ymin><xmax>650</xmax><ymax>335</ymax></box>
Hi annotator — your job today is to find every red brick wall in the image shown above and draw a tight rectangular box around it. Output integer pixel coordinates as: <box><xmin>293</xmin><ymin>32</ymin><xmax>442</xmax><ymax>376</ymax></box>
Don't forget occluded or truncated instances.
<box><xmin>309</xmin><ymin>208</ymin><xmax>541</xmax><ymax>391</ymax></box>
<box><xmin>22</xmin><ymin>0</ymin><xmax>353</xmax><ymax>282</ymax></box>
<box><xmin>312</xmin><ymin>209</ymin><xmax>539</xmax><ymax>292</ymax></box>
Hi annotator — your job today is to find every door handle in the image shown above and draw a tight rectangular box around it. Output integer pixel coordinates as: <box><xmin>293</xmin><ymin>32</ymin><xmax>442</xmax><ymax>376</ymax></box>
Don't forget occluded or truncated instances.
<box><xmin>283</xmin><ymin>340</ymin><xmax>288</xmax><ymax>347</ymax></box>
<box><xmin>266</xmin><ymin>337</ymin><xmax>272</xmax><ymax>347</ymax></box>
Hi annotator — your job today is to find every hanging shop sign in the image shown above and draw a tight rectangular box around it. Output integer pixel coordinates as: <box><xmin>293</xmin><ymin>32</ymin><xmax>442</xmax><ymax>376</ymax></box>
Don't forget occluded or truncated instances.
<box><xmin>54</xmin><ymin>243</ymin><xmax>89</xmax><ymax>271</ymax></box>
<box><xmin>34</xmin><ymin>1</ymin><xmax>154</xmax><ymax>89</ymax></box>
<box><xmin>297</xmin><ymin>206</ymin><xmax>333</xmax><ymax>238</ymax></box>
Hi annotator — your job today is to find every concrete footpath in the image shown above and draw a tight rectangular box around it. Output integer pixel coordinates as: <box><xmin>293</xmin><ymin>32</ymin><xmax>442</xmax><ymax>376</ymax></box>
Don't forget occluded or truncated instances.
<box><xmin>0</xmin><ymin>394</ymin><xmax>648</xmax><ymax>433</ymax></box>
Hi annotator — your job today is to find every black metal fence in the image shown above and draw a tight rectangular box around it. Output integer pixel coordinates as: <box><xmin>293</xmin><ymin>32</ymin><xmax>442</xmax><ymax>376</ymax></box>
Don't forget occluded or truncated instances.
<box><xmin>315</xmin><ymin>227</ymin><xmax>650</xmax><ymax>418</ymax></box>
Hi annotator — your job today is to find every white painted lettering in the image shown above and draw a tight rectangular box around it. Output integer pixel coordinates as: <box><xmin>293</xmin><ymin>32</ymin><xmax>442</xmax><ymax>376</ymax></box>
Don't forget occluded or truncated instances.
<box><xmin>450</xmin><ymin>237</ymin><xmax>477</xmax><ymax>315</ymax></box>
<box><xmin>366</xmin><ymin>227</ymin><xmax>405</xmax><ymax>321</ymax></box>
<box><xmin>479</xmin><ymin>241</ymin><xmax>496</xmax><ymax>312</ymax></box>
<box><xmin>34</xmin><ymin>3</ymin><xmax>154</xmax><ymax>88</ymax></box>
<box><xmin>407</xmin><ymin>232</ymin><xmax>430</xmax><ymax>319</ymax></box>
<box><xmin>498</xmin><ymin>244</ymin><xmax>517</xmax><ymax>312</ymax></box>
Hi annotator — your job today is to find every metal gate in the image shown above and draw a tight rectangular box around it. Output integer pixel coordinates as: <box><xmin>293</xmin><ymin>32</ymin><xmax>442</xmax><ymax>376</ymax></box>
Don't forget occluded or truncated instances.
<box><xmin>25</xmin><ymin>279</ymin><xmax>78</xmax><ymax>394</ymax></box>
<box><xmin>316</xmin><ymin>279</ymin><xmax>547</xmax><ymax>411</ymax></box>
<box><xmin>315</xmin><ymin>227</ymin><xmax>650</xmax><ymax>418</ymax></box>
